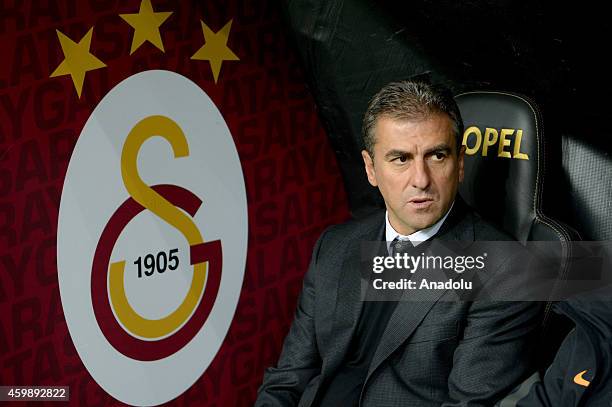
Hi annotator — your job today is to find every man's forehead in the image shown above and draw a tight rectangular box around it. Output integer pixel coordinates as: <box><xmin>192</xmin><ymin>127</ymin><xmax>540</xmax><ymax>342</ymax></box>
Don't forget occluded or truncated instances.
<box><xmin>374</xmin><ymin>115</ymin><xmax>455</xmax><ymax>151</ymax></box>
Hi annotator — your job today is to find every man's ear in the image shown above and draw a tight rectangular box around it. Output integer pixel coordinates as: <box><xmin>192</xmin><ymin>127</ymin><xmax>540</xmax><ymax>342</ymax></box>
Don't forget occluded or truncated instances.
<box><xmin>458</xmin><ymin>145</ymin><xmax>465</xmax><ymax>183</ymax></box>
<box><xmin>361</xmin><ymin>150</ymin><xmax>378</xmax><ymax>187</ymax></box>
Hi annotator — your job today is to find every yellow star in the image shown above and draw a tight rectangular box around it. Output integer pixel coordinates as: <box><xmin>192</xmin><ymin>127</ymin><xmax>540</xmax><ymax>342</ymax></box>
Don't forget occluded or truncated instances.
<box><xmin>119</xmin><ymin>0</ymin><xmax>172</xmax><ymax>54</ymax></box>
<box><xmin>191</xmin><ymin>19</ymin><xmax>239</xmax><ymax>83</ymax></box>
<box><xmin>50</xmin><ymin>28</ymin><xmax>106</xmax><ymax>98</ymax></box>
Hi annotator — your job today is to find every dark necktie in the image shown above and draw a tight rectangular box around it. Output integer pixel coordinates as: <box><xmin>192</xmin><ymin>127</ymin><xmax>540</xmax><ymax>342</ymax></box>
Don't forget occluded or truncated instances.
<box><xmin>390</xmin><ymin>237</ymin><xmax>412</xmax><ymax>256</ymax></box>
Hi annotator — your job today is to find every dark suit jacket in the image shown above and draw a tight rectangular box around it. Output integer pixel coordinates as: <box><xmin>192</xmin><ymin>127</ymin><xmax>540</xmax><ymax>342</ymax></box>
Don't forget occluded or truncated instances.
<box><xmin>256</xmin><ymin>199</ymin><xmax>542</xmax><ymax>406</ymax></box>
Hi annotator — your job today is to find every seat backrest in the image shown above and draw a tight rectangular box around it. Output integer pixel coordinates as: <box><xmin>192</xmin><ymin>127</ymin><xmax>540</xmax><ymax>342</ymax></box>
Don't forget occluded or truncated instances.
<box><xmin>456</xmin><ymin>91</ymin><xmax>579</xmax><ymax>243</ymax></box>
<box><xmin>456</xmin><ymin>91</ymin><xmax>580</xmax><ymax>367</ymax></box>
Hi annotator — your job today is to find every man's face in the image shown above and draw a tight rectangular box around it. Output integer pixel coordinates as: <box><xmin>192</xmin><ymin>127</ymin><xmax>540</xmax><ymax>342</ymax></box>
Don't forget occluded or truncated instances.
<box><xmin>362</xmin><ymin>113</ymin><xmax>465</xmax><ymax>235</ymax></box>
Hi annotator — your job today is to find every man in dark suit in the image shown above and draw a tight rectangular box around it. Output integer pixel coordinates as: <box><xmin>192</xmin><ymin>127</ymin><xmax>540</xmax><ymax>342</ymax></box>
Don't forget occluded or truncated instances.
<box><xmin>255</xmin><ymin>81</ymin><xmax>541</xmax><ymax>406</ymax></box>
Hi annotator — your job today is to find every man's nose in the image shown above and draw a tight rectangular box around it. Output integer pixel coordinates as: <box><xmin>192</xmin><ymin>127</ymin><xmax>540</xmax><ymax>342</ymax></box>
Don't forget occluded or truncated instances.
<box><xmin>411</xmin><ymin>159</ymin><xmax>431</xmax><ymax>190</ymax></box>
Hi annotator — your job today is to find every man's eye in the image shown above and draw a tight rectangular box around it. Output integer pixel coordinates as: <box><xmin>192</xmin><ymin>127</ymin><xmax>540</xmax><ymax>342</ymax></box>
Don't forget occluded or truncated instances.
<box><xmin>431</xmin><ymin>153</ymin><xmax>446</xmax><ymax>161</ymax></box>
<box><xmin>398</xmin><ymin>155</ymin><xmax>407</xmax><ymax>163</ymax></box>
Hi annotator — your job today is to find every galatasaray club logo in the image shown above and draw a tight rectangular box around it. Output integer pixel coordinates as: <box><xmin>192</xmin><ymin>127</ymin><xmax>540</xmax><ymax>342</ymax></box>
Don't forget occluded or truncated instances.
<box><xmin>57</xmin><ymin>70</ymin><xmax>248</xmax><ymax>405</ymax></box>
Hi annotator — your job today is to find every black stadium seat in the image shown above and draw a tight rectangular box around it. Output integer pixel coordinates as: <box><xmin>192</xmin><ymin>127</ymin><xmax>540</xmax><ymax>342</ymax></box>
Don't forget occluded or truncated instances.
<box><xmin>455</xmin><ymin>91</ymin><xmax>581</xmax><ymax>369</ymax></box>
<box><xmin>456</xmin><ymin>91</ymin><xmax>580</xmax><ymax>243</ymax></box>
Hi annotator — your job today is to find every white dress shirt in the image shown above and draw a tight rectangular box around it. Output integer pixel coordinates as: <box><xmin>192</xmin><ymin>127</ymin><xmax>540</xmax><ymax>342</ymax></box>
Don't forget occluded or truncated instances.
<box><xmin>385</xmin><ymin>201</ymin><xmax>454</xmax><ymax>252</ymax></box>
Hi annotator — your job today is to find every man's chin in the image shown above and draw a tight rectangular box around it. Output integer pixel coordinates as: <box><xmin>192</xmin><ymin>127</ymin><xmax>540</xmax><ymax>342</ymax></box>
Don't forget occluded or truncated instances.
<box><xmin>401</xmin><ymin>212</ymin><xmax>440</xmax><ymax>232</ymax></box>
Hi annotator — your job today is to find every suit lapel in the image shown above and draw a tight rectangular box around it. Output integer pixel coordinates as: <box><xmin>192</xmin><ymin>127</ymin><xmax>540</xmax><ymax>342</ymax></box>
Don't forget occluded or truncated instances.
<box><xmin>366</xmin><ymin>198</ymin><xmax>475</xmax><ymax>380</ymax></box>
<box><xmin>325</xmin><ymin>214</ymin><xmax>385</xmax><ymax>372</ymax></box>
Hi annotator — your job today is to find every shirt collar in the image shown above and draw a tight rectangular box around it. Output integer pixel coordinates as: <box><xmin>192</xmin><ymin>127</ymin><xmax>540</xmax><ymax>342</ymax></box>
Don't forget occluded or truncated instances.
<box><xmin>385</xmin><ymin>201</ymin><xmax>454</xmax><ymax>250</ymax></box>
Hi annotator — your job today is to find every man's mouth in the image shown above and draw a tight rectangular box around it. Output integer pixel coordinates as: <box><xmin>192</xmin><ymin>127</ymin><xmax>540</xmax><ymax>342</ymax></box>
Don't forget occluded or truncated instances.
<box><xmin>408</xmin><ymin>197</ymin><xmax>434</xmax><ymax>209</ymax></box>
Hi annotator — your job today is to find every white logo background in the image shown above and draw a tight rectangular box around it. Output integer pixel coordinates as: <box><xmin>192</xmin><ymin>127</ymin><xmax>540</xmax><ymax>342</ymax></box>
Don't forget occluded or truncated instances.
<box><xmin>57</xmin><ymin>70</ymin><xmax>248</xmax><ymax>406</ymax></box>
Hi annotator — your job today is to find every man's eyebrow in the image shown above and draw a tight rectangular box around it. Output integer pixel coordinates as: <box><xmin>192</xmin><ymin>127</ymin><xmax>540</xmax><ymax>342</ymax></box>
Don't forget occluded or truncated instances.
<box><xmin>424</xmin><ymin>144</ymin><xmax>452</xmax><ymax>155</ymax></box>
<box><xmin>384</xmin><ymin>149</ymin><xmax>411</xmax><ymax>160</ymax></box>
<box><xmin>383</xmin><ymin>144</ymin><xmax>452</xmax><ymax>159</ymax></box>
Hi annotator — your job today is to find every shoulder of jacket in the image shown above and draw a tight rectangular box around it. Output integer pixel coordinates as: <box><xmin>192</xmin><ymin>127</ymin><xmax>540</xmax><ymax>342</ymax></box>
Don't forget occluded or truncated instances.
<box><xmin>470</xmin><ymin>211</ymin><xmax>515</xmax><ymax>242</ymax></box>
<box><xmin>324</xmin><ymin>210</ymin><xmax>384</xmax><ymax>239</ymax></box>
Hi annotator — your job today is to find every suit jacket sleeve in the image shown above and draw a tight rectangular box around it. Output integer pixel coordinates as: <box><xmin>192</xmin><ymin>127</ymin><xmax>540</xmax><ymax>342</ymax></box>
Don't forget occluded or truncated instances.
<box><xmin>443</xmin><ymin>256</ymin><xmax>542</xmax><ymax>406</ymax></box>
<box><xmin>254</xmin><ymin>229</ymin><xmax>327</xmax><ymax>406</ymax></box>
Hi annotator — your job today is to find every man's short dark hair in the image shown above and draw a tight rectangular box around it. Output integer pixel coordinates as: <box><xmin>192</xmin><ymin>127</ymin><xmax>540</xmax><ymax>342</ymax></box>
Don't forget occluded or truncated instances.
<box><xmin>362</xmin><ymin>80</ymin><xmax>464</xmax><ymax>157</ymax></box>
